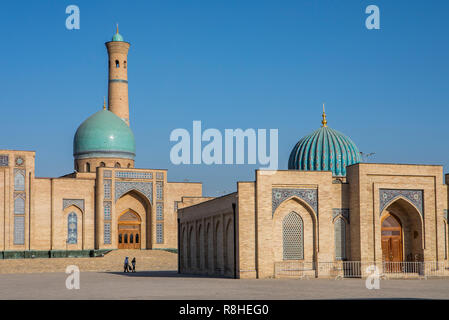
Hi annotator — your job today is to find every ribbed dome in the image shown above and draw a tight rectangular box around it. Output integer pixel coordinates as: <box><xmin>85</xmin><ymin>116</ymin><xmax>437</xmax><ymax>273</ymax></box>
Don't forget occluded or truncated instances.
<box><xmin>73</xmin><ymin>110</ymin><xmax>135</xmax><ymax>160</ymax></box>
<box><xmin>288</xmin><ymin>113</ymin><xmax>361</xmax><ymax>176</ymax></box>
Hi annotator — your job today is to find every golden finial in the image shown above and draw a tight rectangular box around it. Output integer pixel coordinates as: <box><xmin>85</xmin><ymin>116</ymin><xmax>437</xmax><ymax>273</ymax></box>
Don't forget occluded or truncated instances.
<box><xmin>103</xmin><ymin>97</ymin><xmax>107</xmax><ymax>110</ymax></box>
<box><xmin>116</xmin><ymin>24</ymin><xmax>119</xmax><ymax>34</ymax></box>
<box><xmin>321</xmin><ymin>103</ymin><xmax>327</xmax><ymax>127</ymax></box>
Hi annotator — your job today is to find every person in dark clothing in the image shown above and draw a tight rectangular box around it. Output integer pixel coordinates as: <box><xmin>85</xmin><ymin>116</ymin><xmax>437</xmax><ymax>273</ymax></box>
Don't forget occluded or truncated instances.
<box><xmin>124</xmin><ymin>256</ymin><xmax>129</xmax><ymax>273</ymax></box>
<box><xmin>131</xmin><ymin>257</ymin><xmax>136</xmax><ymax>272</ymax></box>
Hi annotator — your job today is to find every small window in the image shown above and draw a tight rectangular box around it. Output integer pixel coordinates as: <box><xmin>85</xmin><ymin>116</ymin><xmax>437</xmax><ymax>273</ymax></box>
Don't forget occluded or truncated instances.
<box><xmin>127</xmin><ymin>163</ymin><xmax>131</xmax><ymax>168</ymax></box>
<box><xmin>130</xmin><ymin>234</ymin><xmax>134</xmax><ymax>243</ymax></box>
<box><xmin>124</xmin><ymin>234</ymin><xmax>128</xmax><ymax>243</ymax></box>
<box><xmin>135</xmin><ymin>234</ymin><xmax>139</xmax><ymax>243</ymax></box>
<box><xmin>14</xmin><ymin>197</ymin><xmax>25</xmax><ymax>214</ymax></box>
<box><xmin>67</xmin><ymin>212</ymin><xmax>78</xmax><ymax>244</ymax></box>
<box><xmin>100</xmin><ymin>162</ymin><xmax>106</xmax><ymax>167</ymax></box>
<box><xmin>115</xmin><ymin>162</ymin><xmax>121</xmax><ymax>168</ymax></box>
<box><xmin>14</xmin><ymin>171</ymin><xmax>25</xmax><ymax>191</ymax></box>
<box><xmin>86</xmin><ymin>162</ymin><xmax>91</xmax><ymax>172</ymax></box>
<box><xmin>119</xmin><ymin>234</ymin><xmax>122</xmax><ymax>244</ymax></box>
<box><xmin>115</xmin><ymin>60</ymin><xmax>120</xmax><ymax>68</ymax></box>
<box><xmin>124</xmin><ymin>61</ymin><xmax>127</xmax><ymax>68</ymax></box>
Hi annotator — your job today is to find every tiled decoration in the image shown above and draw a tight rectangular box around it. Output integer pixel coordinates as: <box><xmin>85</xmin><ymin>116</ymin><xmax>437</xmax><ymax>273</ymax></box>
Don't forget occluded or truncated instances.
<box><xmin>156</xmin><ymin>172</ymin><xmax>164</xmax><ymax>180</ymax></box>
<box><xmin>272</xmin><ymin>188</ymin><xmax>318</xmax><ymax>217</ymax></box>
<box><xmin>104</xmin><ymin>222</ymin><xmax>111</xmax><ymax>244</ymax></box>
<box><xmin>116</xmin><ymin>171</ymin><xmax>152</xmax><ymax>179</ymax></box>
<box><xmin>103</xmin><ymin>170</ymin><xmax>112</xmax><ymax>178</ymax></box>
<box><xmin>282</xmin><ymin>211</ymin><xmax>304</xmax><ymax>260</ymax></box>
<box><xmin>14</xmin><ymin>216</ymin><xmax>25</xmax><ymax>245</ymax></box>
<box><xmin>115</xmin><ymin>181</ymin><xmax>153</xmax><ymax>204</ymax></box>
<box><xmin>67</xmin><ymin>212</ymin><xmax>78</xmax><ymax>244</ymax></box>
<box><xmin>332</xmin><ymin>208</ymin><xmax>349</xmax><ymax>223</ymax></box>
<box><xmin>104</xmin><ymin>201</ymin><xmax>112</xmax><ymax>220</ymax></box>
<box><xmin>14</xmin><ymin>194</ymin><xmax>25</xmax><ymax>214</ymax></box>
<box><xmin>104</xmin><ymin>179</ymin><xmax>112</xmax><ymax>199</ymax></box>
<box><xmin>63</xmin><ymin>199</ymin><xmax>85</xmax><ymax>212</ymax></box>
<box><xmin>334</xmin><ymin>217</ymin><xmax>346</xmax><ymax>260</ymax></box>
<box><xmin>156</xmin><ymin>223</ymin><xmax>164</xmax><ymax>243</ymax></box>
<box><xmin>0</xmin><ymin>155</ymin><xmax>8</xmax><ymax>167</ymax></box>
<box><xmin>15</xmin><ymin>156</ymin><xmax>25</xmax><ymax>167</ymax></box>
<box><xmin>156</xmin><ymin>203</ymin><xmax>163</xmax><ymax>220</ymax></box>
<box><xmin>14</xmin><ymin>169</ymin><xmax>25</xmax><ymax>191</ymax></box>
<box><xmin>379</xmin><ymin>189</ymin><xmax>423</xmax><ymax>217</ymax></box>
<box><xmin>156</xmin><ymin>181</ymin><xmax>163</xmax><ymax>201</ymax></box>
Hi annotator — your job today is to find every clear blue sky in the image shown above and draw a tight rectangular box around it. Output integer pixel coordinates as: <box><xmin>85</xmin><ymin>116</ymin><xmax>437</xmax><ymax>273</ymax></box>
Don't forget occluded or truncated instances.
<box><xmin>1</xmin><ymin>1</ymin><xmax>448</xmax><ymax>196</ymax></box>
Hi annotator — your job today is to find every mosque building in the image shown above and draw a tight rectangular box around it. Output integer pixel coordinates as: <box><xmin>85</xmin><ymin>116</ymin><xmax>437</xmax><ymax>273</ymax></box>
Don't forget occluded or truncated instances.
<box><xmin>0</xmin><ymin>29</ymin><xmax>204</xmax><ymax>258</ymax></box>
<box><xmin>178</xmin><ymin>109</ymin><xmax>449</xmax><ymax>278</ymax></box>
<box><xmin>1</xmin><ymin>30</ymin><xmax>448</xmax><ymax>280</ymax></box>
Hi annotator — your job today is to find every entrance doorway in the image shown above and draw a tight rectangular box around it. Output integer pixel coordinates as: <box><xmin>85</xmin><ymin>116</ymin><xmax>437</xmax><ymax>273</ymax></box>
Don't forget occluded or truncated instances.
<box><xmin>381</xmin><ymin>213</ymin><xmax>403</xmax><ymax>271</ymax></box>
<box><xmin>118</xmin><ymin>210</ymin><xmax>141</xmax><ymax>249</ymax></box>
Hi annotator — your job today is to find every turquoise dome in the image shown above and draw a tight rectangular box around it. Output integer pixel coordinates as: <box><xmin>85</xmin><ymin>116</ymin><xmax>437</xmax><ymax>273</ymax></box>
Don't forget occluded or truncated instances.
<box><xmin>112</xmin><ymin>32</ymin><xmax>124</xmax><ymax>42</ymax></box>
<box><xmin>73</xmin><ymin>110</ymin><xmax>135</xmax><ymax>160</ymax></box>
<box><xmin>288</xmin><ymin>116</ymin><xmax>361</xmax><ymax>176</ymax></box>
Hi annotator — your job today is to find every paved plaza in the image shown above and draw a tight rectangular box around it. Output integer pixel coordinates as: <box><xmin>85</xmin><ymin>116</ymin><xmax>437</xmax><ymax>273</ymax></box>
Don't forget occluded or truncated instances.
<box><xmin>0</xmin><ymin>270</ymin><xmax>449</xmax><ymax>300</ymax></box>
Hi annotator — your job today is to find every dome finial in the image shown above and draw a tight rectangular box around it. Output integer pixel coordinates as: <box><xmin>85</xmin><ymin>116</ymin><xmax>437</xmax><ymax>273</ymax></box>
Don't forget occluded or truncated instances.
<box><xmin>103</xmin><ymin>97</ymin><xmax>107</xmax><ymax>110</ymax></box>
<box><xmin>116</xmin><ymin>23</ymin><xmax>119</xmax><ymax>34</ymax></box>
<box><xmin>321</xmin><ymin>103</ymin><xmax>327</xmax><ymax>127</ymax></box>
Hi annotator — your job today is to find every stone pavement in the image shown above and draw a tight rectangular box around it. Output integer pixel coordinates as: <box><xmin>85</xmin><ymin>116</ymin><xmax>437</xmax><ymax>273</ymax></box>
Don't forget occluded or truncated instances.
<box><xmin>0</xmin><ymin>271</ymin><xmax>449</xmax><ymax>299</ymax></box>
<box><xmin>0</xmin><ymin>249</ymin><xmax>177</xmax><ymax>274</ymax></box>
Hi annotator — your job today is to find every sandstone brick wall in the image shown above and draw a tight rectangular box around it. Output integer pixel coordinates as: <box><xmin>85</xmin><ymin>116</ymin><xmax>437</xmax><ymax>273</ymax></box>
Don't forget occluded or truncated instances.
<box><xmin>178</xmin><ymin>193</ymin><xmax>237</xmax><ymax>278</ymax></box>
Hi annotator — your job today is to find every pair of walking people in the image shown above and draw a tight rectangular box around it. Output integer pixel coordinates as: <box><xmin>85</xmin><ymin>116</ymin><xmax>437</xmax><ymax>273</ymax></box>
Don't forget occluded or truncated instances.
<box><xmin>124</xmin><ymin>256</ymin><xmax>136</xmax><ymax>272</ymax></box>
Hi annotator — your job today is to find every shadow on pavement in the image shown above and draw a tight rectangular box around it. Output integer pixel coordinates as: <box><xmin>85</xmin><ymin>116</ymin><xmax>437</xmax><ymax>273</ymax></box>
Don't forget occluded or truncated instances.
<box><xmin>104</xmin><ymin>270</ymin><xmax>232</xmax><ymax>279</ymax></box>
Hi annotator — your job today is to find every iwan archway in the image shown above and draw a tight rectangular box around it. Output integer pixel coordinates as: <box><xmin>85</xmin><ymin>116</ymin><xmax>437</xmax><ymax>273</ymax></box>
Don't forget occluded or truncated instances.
<box><xmin>380</xmin><ymin>197</ymin><xmax>424</xmax><ymax>264</ymax></box>
<box><xmin>115</xmin><ymin>189</ymin><xmax>151</xmax><ymax>249</ymax></box>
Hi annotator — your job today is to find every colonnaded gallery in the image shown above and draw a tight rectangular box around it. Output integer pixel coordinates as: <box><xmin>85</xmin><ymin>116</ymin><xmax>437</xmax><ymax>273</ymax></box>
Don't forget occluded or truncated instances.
<box><xmin>1</xmin><ymin>31</ymin><xmax>449</xmax><ymax>279</ymax></box>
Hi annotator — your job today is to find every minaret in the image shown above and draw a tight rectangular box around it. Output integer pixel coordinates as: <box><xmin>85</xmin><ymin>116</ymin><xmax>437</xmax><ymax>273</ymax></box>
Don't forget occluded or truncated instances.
<box><xmin>105</xmin><ymin>25</ymin><xmax>131</xmax><ymax>126</ymax></box>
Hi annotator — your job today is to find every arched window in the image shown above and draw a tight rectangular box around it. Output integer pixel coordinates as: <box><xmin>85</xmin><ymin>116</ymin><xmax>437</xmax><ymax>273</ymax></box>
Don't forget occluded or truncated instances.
<box><xmin>14</xmin><ymin>196</ymin><xmax>25</xmax><ymax>214</ymax></box>
<box><xmin>100</xmin><ymin>162</ymin><xmax>106</xmax><ymax>167</ymax></box>
<box><xmin>115</xmin><ymin>162</ymin><xmax>121</xmax><ymax>168</ymax></box>
<box><xmin>124</xmin><ymin>61</ymin><xmax>127</xmax><ymax>68</ymax></box>
<box><xmin>115</xmin><ymin>60</ymin><xmax>120</xmax><ymax>68</ymax></box>
<box><xmin>135</xmin><ymin>233</ymin><xmax>139</xmax><ymax>243</ymax></box>
<box><xmin>124</xmin><ymin>234</ymin><xmax>128</xmax><ymax>243</ymax></box>
<box><xmin>282</xmin><ymin>212</ymin><xmax>304</xmax><ymax>260</ymax></box>
<box><xmin>334</xmin><ymin>217</ymin><xmax>346</xmax><ymax>260</ymax></box>
<box><xmin>86</xmin><ymin>162</ymin><xmax>91</xmax><ymax>172</ymax></box>
<box><xmin>119</xmin><ymin>234</ymin><xmax>122</xmax><ymax>244</ymax></box>
<box><xmin>130</xmin><ymin>234</ymin><xmax>134</xmax><ymax>244</ymax></box>
<box><xmin>127</xmin><ymin>163</ymin><xmax>131</xmax><ymax>168</ymax></box>
<box><xmin>14</xmin><ymin>171</ymin><xmax>25</xmax><ymax>191</ymax></box>
<box><xmin>67</xmin><ymin>212</ymin><xmax>78</xmax><ymax>244</ymax></box>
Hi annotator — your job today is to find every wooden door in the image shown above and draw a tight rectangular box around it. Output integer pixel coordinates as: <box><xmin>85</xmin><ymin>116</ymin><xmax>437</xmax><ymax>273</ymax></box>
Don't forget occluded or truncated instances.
<box><xmin>118</xmin><ymin>228</ymin><xmax>141</xmax><ymax>249</ymax></box>
<box><xmin>381</xmin><ymin>214</ymin><xmax>403</xmax><ymax>272</ymax></box>
<box><xmin>118</xmin><ymin>210</ymin><xmax>141</xmax><ymax>249</ymax></box>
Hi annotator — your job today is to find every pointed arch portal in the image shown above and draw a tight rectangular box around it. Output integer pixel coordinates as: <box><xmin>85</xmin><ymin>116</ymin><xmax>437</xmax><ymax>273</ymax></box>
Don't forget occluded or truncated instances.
<box><xmin>118</xmin><ymin>210</ymin><xmax>141</xmax><ymax>249</ymax></box>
